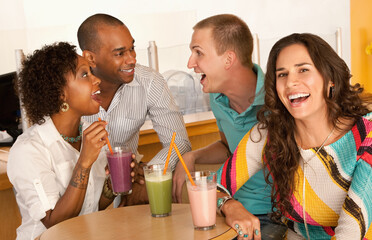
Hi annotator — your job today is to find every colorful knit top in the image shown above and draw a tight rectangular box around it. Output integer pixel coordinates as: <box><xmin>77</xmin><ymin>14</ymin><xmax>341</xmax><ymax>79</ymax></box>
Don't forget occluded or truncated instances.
<box><xmin>217</xmin><ymin>113</ymin><xmax>372</xmax><ymax>240</ymax></box>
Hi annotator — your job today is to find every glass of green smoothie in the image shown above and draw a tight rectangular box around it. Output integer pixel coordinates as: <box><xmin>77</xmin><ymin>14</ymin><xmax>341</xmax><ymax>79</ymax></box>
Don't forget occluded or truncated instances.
<box><xmin>143</xmin><ymin>164</ymin><xmax>172</xmax><ymax>217</ymax></box>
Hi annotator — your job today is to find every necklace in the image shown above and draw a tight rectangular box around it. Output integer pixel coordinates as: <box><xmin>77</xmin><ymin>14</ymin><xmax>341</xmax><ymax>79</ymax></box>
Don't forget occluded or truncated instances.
<box><xmin>302</xmin><ymin>126</ymin><xmax>336</xmax><ymax>164</ymax></box>
<box><xmin>60</xmin><ymin>124</ymin><xmax>82</xmax><ymax>143</ymax></box>
<box><xmin>302</xmin><ymin>126</ymin><xmax>335</xmax><ymax>240</ymax></box>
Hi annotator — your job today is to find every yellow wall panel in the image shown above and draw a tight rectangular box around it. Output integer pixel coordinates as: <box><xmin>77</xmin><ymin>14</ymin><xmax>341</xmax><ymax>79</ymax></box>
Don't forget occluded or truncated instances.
<box><xmin>350</xmin><ymin>0</ymin><xmax>372</xmax><ymax>93</ymax></box>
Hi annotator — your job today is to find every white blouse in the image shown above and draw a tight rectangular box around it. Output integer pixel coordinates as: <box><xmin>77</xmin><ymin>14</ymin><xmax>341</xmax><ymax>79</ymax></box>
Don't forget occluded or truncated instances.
<box><xmin>7</xmin><ymin>117</ymin><xmax>107</xmax><ymax>240</ymax></box>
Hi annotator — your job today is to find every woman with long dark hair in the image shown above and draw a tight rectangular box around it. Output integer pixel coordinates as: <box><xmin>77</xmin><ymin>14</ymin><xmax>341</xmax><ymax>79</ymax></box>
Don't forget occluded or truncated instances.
<box><xmin>217</xmin><ymin>33</ymin><xmax>372</xmax><ymax>239</ymax></box>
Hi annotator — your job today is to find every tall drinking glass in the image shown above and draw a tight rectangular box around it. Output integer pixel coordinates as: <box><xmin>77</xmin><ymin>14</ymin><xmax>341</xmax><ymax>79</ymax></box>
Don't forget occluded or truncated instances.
<box><xmin>106</xmin><ymin>146</ymin><xmax>132</xmax><ymax>195</ymax></box>
<box><xmin>186</xmin><ymin>171</ymin><xmax>217</xmax><ymax>230</ymax></box>
<box><xmin>143</xmin><ymin>164</ymin><xmax>172</xmax><ymax>217</ymax></box>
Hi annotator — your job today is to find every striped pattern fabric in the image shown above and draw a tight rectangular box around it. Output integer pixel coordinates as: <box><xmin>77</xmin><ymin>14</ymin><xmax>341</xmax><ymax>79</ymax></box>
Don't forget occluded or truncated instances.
<box><xmin>218</xmin><ymin>127</ymin><xmax>267</xmax><ymax>196</ymax></box>
<box><xmin>84</xmin><ymin>64</ymin><xmax>191</xmax><ymax>171</ymax></box>
<box><xmin>217</xmin><ymin>113</ymin><xmax>372</xmax><ymax>239</ymax></box>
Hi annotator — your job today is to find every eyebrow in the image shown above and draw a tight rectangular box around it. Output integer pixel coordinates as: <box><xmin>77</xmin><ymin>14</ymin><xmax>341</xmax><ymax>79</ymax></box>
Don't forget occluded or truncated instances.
<box><xmin>112</xmin><ymin>39</ymin><xmax>136</xmax><ymax>52</ymax></box>
<box><xmin>275</xmin><ymin>62</ymin><xmax>312</xmax><ymax>72</ymax></box>
<box><xmin>190</xmin><ymin>44</ymin><xmax>202</xmax><ymax>50</ymax></box>
<box><xmin>72</xmin><ymin>64</ymin><xmax>86</xmax><ymax>77</ymax></box>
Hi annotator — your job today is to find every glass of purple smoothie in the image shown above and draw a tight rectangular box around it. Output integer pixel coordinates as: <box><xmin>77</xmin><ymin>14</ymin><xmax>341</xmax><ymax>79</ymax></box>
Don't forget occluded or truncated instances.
<box><xmin>106</xmin><ymin>146</ymin><xmax>132</xmax><ymax>195</ymax></box>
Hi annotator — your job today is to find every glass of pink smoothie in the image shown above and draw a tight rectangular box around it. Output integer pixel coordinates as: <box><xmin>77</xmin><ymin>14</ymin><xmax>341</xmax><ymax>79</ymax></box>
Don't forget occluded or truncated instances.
<box><xmin>106</xmin><ymin>146</ymin><xmax>132</xmax><ymax>195</ymax></box>
<box><xmin>186</xmin><ymin>171</ymin><xmax>217</xmax><ymax>230</ymax></box>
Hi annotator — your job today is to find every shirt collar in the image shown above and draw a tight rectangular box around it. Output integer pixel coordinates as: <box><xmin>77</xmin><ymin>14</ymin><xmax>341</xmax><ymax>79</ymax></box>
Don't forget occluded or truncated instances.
<box><xmin>103</xmin><ymin>68</ymin><xmax>140</xmax><ymax>113</ymax></box>
<box><xmin>37</xmin><ymin>117</ymin><xmax>63</xmax><ymax>147</ymax></box>
<box><xmin>251</xmin><ymin>63</ymin><xmax>265</xmax><ymax>106</ymax></box>
<box><xmin>111</xmin><ymin>64</ymin><xmax>141</xmax><ymax>102</ymax></box>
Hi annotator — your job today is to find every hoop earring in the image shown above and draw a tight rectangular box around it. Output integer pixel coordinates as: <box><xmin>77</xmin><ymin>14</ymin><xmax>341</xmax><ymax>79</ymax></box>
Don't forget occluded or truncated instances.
<box><xmin>61</xmin><ymin>102</ymin><xmax>69</xmax><ymax>112</ymax></box>
<box><xmin>329</xmin><ymin>84</ymin><xmax>335</xmax><ymax>99</ymax></box>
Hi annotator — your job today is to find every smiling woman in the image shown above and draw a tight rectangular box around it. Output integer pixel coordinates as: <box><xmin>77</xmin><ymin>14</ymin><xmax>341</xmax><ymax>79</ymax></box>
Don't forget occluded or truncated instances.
<box><xmin>63</xmin><ymin>55</ymin><xmax>102</xmax><ymax>117</ymax></box>
<box><xmin>218</xmin><ymin>33</ymin><xmax>372</xmax><ymax>240</ymax></box>
<box><xmin>6</xmin><ymin>42</ymin><xmax>117</xmax><ymax>240</ymax></box>
<box><xmin>275</xmin><ymin>44</ymin><xmax>331</xmax><ymax>123</ymax></box>
<box><xmin>260</xmin><ymin>33</ymin><xmax>372</xmax><ymax>239</ymax></box>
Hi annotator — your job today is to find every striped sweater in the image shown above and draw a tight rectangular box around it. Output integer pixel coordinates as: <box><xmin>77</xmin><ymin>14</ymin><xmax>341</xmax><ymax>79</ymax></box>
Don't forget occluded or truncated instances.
<box><xmin>217</xmin><ymin>113</ymin><xmax>372</xmax><ymax>239</ymax></box>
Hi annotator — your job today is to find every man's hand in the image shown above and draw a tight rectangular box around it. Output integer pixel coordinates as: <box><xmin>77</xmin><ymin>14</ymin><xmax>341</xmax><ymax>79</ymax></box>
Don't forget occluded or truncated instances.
<box><xmin>172</xmin><ymin>152</ymin><xmax>195</xmax><ymax>203</ymax></box>
<box><xmin>131</xmin><ymin>161</ymin><xmax>146</xmax><ymax>185</ymax></box>
<box><xmin>118</xmin><ymin>182</ymin><xmax>148</xmax><ymax>207</ymax></box>
<box><xmin>118</xmin><ymin>161</ymin><xmax>148</xmax><ymax>207</ymax></box>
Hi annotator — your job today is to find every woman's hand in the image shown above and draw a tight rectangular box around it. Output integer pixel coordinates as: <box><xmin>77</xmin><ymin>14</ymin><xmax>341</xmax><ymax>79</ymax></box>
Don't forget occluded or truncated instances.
<box><xmin>79</xmin><ymin>121</ymin><xmax>108</xmax><ymax>168</ymax></box>
<box><xmin>223</xmin><ymin>199</ymin><xmax>262</xmax><ymax>240</ymax></box>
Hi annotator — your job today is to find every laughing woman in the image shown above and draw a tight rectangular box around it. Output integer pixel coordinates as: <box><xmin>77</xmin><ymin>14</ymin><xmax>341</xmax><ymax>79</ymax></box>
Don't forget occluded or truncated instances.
<box><xmin>7</xmin><ymin>42</ymin><xmax>114</xmax><ymax>240</ymax></box>
<box><xmin>217</xmin><ymin>33</ymin><xmax>371</xmax><ymax>240</ymax></box>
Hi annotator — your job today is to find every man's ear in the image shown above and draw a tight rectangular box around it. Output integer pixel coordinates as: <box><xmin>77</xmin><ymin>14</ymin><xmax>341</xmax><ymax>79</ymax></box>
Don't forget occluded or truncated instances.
<box><xmin>82</xmin><ymin>50</ymin><xmax>97</xmax><ymax>68</ymax></box>
<box><xmin>224</xmin><ymin>50</ymin><xmax>236</xmax><ymax>70</ymax></box>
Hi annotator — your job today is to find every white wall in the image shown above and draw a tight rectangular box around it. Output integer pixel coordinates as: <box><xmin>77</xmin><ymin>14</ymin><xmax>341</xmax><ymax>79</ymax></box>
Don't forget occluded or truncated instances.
<box><xmin>0</xmin><ymin>0</ymin><xmax>350</xmax><ymax>75</ymax></box>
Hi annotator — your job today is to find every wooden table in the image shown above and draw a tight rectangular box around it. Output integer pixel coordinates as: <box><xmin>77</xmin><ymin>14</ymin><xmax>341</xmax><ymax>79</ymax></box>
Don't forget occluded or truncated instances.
<box><xmin>1</xmin><ymin>112</ymin><xmax>221</xmax><ymax>239</ymax></box>
<box><xmin>37</xmin><ymin>204</ymin><xmax>237</xmax><ymax>240</ymax></box>
<box><xmin>0</xmin><ymin>147</ymin><xmax>10</xmax><ymax>190</ymax></box>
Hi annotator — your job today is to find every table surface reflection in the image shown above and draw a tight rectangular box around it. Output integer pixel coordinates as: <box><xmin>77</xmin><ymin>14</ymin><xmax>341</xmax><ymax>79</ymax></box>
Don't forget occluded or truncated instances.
<box><xmin>37</xmin><ymin>204</ymin><xmax>237</xmax><ymax>240</ymax></box>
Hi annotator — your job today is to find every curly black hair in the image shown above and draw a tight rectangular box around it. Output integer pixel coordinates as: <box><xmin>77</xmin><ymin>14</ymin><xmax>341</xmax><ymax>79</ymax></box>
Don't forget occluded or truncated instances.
<box><xmin>18</xmin><ymin>42</ymin><xmax>77</xmax><ymax>125</ymax></box>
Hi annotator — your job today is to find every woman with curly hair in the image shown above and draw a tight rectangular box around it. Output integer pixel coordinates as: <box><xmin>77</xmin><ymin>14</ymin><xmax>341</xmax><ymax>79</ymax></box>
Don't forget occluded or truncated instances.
<box><xmin>7</xmin><ymin>42</ymin><xmax>115</xmax><ymax>239</ymax></box>
<box><xmin>217</xmin><ymin>33</ymin><xmax>372</xmax><ymax>239</ymax></box>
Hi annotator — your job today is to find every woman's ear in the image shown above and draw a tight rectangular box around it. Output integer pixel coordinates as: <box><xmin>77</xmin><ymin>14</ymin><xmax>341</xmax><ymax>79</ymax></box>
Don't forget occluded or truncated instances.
<box><xmin>328</xmin><ymin>81</ymin><xmax>335</xmax><ymax>99</ymax></box>
<box><xmin>82</xmin><ymin>50</ymin><xmax>97</xmax><ymax>68</ymax></box>
<box><xmin>61</xmin><ymin>91</ymin><xmax>67</xmax><ymax>102</ymax></box>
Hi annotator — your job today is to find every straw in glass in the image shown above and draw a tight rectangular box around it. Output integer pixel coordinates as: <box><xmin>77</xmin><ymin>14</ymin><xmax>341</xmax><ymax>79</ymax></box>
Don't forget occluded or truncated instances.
<box><xmin>98</xmin><ymin>118</ymin><xmax>113</xmax><ymax>155</ymax></box>
<box><xmin>163</xmin><ymin>132</ymin><xmax>176</xmax><ymax>175</ymax></box>
<box><xmin>172</xmin><ymin>142</ymin><xmax>196</xmax><ymax>186</ymax></box>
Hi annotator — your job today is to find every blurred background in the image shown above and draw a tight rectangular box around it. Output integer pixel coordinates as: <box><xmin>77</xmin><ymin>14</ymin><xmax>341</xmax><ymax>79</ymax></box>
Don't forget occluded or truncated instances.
<box><xmin>0</xmin><ymin>0</ymin><xmax>371</xmax><ymax>120</ymax></box>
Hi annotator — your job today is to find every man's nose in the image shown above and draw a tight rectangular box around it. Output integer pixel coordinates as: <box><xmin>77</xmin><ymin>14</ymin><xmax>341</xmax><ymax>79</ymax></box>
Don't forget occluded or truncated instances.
<box><xmin>126</xmin><ymin>51</ymin><xmax>136</xmax><ymax>65</ymax></box>
<box><xmin>187</xmin><ymin>55</ymin><xmax>196</xmax><ymax>69</ymax></box>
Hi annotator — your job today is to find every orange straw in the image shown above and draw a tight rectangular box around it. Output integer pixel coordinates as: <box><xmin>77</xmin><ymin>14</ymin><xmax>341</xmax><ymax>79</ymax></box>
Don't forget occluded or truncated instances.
<box><xmin>163</xmin><ymin>132</ymin><xmax>176</xmax><ymax>175</ymax></box>
<box><xmin>172</xmin><ymin>142</ymin><xmax>196</xmax><ymax>186</ymax></box>
<box><xmin>98</xmin><ymin>117</ymin><xmax>113</xmax><ymax>155</ymax></box>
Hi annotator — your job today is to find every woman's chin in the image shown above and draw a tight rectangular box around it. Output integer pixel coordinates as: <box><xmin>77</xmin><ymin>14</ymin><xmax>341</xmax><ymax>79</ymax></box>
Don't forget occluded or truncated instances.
<box><xmin>85</xmin><ymin>107</ymin><xmax>100</xmax><ymax>116</ymax></box>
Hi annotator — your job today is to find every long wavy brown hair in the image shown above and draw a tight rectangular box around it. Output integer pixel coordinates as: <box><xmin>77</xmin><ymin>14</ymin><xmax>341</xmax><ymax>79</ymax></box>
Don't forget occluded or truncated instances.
<box><xmin>256</xmin><ymin>33</ymin><xmax>371</xmax><ymax>220</ymax></box>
